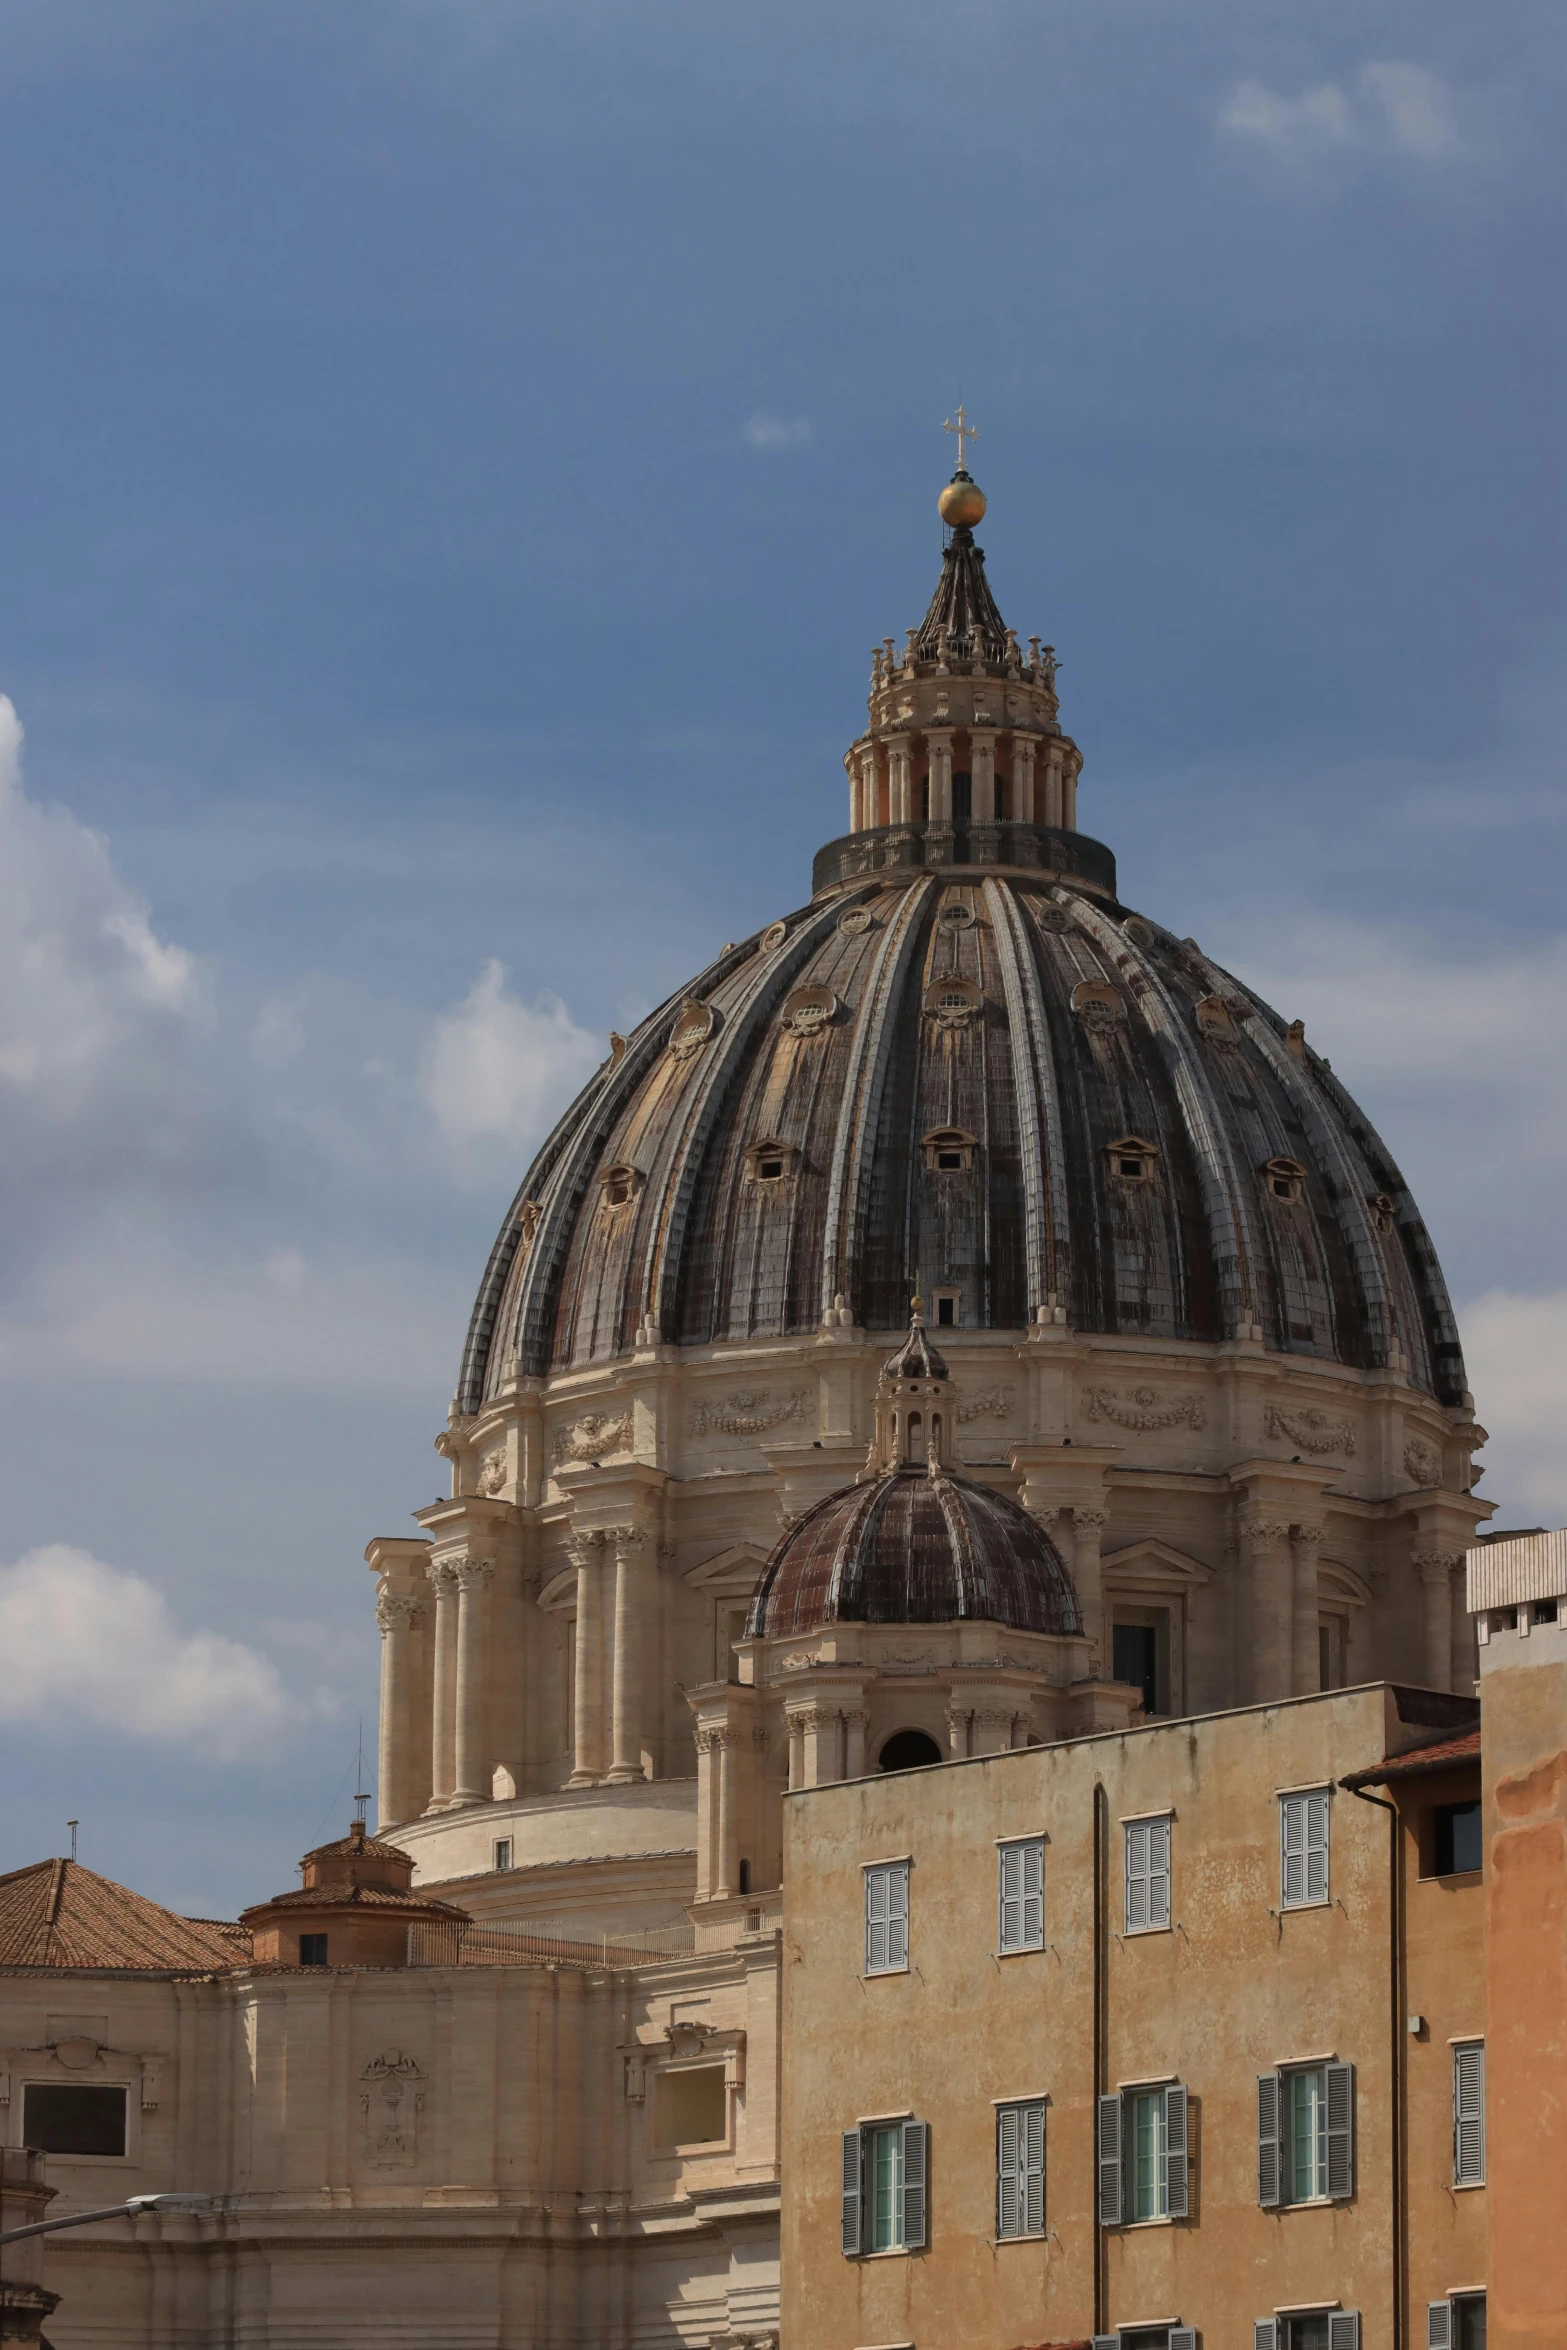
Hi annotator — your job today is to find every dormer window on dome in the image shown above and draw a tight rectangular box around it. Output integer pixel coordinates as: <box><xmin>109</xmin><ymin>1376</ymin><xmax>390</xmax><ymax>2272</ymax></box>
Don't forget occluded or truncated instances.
<box><xmin>599</xmin><ymin>1163</ymin><xmax>644</xmax><ymax>1210</ymax></box>
<box><xmin>922</xmin><ymin>1127</ymin><xmax>978</xmax><ymax>1174</ymax></box>
<box><xmin>1263</xmin><ymin>1156</ymin><xmax>1306</xmax><ymax>1204</ymax></box>
<box><xmin>1108</xmin><ymin>1135</ymin><xmax>1159</xmax><ymax>1184</ymax></box>
<box><xmin>744</xmin><ymin>1139</ymin><xmax>798</xmax><ymax>1184</ymax></box>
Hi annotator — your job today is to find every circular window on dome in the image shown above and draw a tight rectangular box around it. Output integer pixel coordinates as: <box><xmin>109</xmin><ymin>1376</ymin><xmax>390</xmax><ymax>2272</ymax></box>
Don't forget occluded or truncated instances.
<box><xmin>1072</xmin><ymin>979</ymin><xmax>1125</xmax><ymax>1031</ymax></box>
<box><xmin>760</xmin><ymin>920</ymin><xmax>789</xmax><ymax>953</ymax></box>
<box><xmin>779</xmin><ymin>984</ymin><xmax>837</xmax><ymax>1038</ymax></box>
<box><xmin>923</xmin><ymin>974</ymin><xmax>982</xmax><ymax>1030</ymax></box>
<box><xmin>838</xmin><ymin>906</ymin><xmax>876</xmax><ymax>937</ymax></box>
<box><xmin>668</xmin><ymin>997</ymin><xmax>716</xmax><ymax>1061</ymax></box>
<box><xmin>878</xmin><ymin>1729</ymin><xmax>943</xmax><ymax>1773</ymax></box>
<box><xmin>1121</xmin><ymin>916</ymin><xmax>1153</xmax><ymax>947</ymax></box>
<box><xmin>937</xmin><ymin>900</ymin><xmax>976</xmax><ymax>930</ymax></box>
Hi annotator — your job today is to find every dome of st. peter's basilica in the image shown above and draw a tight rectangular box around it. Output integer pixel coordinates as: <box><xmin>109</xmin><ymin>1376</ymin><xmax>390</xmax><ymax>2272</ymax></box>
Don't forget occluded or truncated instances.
<box><xmin>373</xmin><ymin>460</ymin><xmax>1485</xmax><ymax>1934</ymax></box>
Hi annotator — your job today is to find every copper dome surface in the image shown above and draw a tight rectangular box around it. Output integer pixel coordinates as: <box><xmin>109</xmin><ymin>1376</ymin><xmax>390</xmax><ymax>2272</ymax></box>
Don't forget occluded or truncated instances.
<box><xmin>745</xmin><ymin>1467</ymin><xmax>1082</xmax><ymax>1638</ymax></box>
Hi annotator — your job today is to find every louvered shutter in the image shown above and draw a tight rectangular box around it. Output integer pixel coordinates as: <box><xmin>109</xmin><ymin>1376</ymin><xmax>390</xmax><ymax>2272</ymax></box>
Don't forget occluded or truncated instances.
<box><xmin>1325</xmin><ymin>2061</ymin><xmax>1355</xmax><ymax>2199</ymax></box>
<box><xmin>1257</xmin><ymin>2071</ymin><xmax>1282</xmax><ymax>2206</ymax></box>
<box><xmin>840</xmin><ymin>2129</ymin><xmax>862</xmax><ymax>2255</ymax></box>
<box><xmin>1092</xmin><ymin>2337</ymin><xmax>1119</xmax><ymax>2350</ymax></box>
<box><xmin>1096</xmin><ymin>2092</ymin><xmax>1123</xmax><ymax>2224</ymax></box>
<box><xmin>1149</xmin><ymin>1816</ymin><xmax>1172</xmax><ymax>1927</ymax></box>
<box><xmin>1022</xmin><ymin>2099</ymin><xmax>1045</xmax><ymax>2235</ymax></box>
<box><xmin>1306</xmin><ymin>1790</ymin><xmax>1330</xmax><ymax>1903</ymax></box>
<box><xmin>887</xmin><ymin>1862</ymin><xmax>909</xmax><ymax>1970</ymax></box>
<box><xmin>1254</xmin><ymin>2323</ymin><xmax>1277</xmax><ymax>2350</ymax></box>
<box><xmin>997</xmin><ymin>2105</ymin><xmax>1022</xmax><ymax>2238</ymax></box>
<box><xmin>1164</xmin><ymin>2082</ymin><xmax>1189</xmax><ymax>2217</ymax></box>
<box><xmin>865</xmin><ymin>1869</ymin><xmax>888</xmax><ymax>1973</ymax></box>
<box><xmin>1022</xmin><ymin>1836</ymin><xmax>1045</xmax><ymax>1946</ymax></box>
<box><xmin>1328</xmin><ymin>2313</ymin><xmax>1361</xmax><ymax>2350</ymax></box>
<box><xmin>1126</xmin><ymin>1822</ymin><xmax>1150</xmax><ymax>1930</ymax></box>
<box><xmin>1169</xmin><ymin>2331</ymin><xmax>1198</xmax><ymax>2350</ymax></box>
<box><xmin>900</xmin><ymin>2118</ymin><xmax>927</xmax><ymax>2249</ymax></box>
<box><xmin>999</xmin><ymin>1844</ymin><xmax>1025</xmax><ymax>1951</ymax></box>
<box><xmin>1454</xmin><ymin>2042</ymin><xmax>1485</xmax><ymax>2185</ymax></box>
<box><xmin>1282</xmin><ymin>1794</ymin><xmax>1308</xmax><ymax>1906</ymax></box>
<box><xmin>1427</xmin><ymin>2301</ymin><xmax>1454</xmax><ymax>2350</ymax></box>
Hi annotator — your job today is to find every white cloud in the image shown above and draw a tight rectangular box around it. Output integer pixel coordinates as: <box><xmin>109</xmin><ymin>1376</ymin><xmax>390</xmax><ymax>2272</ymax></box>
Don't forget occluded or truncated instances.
<box><xmin>743</xmin><ymin>413</ymin><xmax>812</xmax><ymax>450</ymax></box>
<box><xmin>1459</xmin><ymin>1291</ymin><xmax>1567</xmax><ymax>1525</ymax></box>
<box><xmin>1219</xmin><ymin>61</ymin><xmax>1459</xmax><ymax>162</ymax></box>
<box><xmin>0</xmin><ymin>695</ymin><xmax>202</xmax><ymax>1127</ymax></box>
<box><xmin>0</xmin><ymin>1544</ymin><xmax>290</xmax><ymax>1756</ymax></box>
<box><xmin>421</xmin><ymin>957</ymin><xmax>599</xmax><ymax>1158</ymax></box>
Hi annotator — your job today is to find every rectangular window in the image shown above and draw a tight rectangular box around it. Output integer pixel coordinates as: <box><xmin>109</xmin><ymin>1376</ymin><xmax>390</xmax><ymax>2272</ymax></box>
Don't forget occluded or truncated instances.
<box><xmin>998</xmin><ymin>1837</ymin><xmax>1045</xmax><ymax>1952</ymax></box>
<box><xmin>1254</xmin><ymin>2320</ymin><xmax>1361</xmax><ymax>2350</ymax></box>
<box><xmin>1280</xmin><ymin>1789</ymin><xmax>1330</xmax><ymax>1908</ymax></box>
<box><xmin>1124</xmin><ymin>1816</ymin><xmax>1172</xmax><ymax>1933</ymax></box>
<box><xmin>654</xmin><ymin>2065</ymin><xmax>727</xmax><ymax>2148</ymax></box>
<box><xmin>1259</xmin><ymin>2063</ymin><xmax>1355</xmax><ymax>2206</ymax></box>
<box><xmin>493</xmin><ymin>1838</ymin><xmax>513</xmax><ymax>1872</ymax></box>
<box><xmin>995</xmin><ymin>2100</ymin><xmax>1045</xmax><ymax>2238</ymax></box>
<box><xmin>1453</xmin><ymin>2041</ymin><xmax>1486</xmax><ymax>2185</ymax></box>
<box><xmin>864</xmin><ymin>1861</ymin><xmax>909</xmax><ymax>1975</ymax></box>
<box><xmin>840</xmin><ymin>2118</ymin><xmax>927</xmax><ymax>2256</ymax></box>
<box><xmin>299</xmin><ymin>1933</ymin><xmax>329</xmax><ymax>1966</ymax></box>
<box><xmin>1092</xmin><ymin>2325</ymin><xmax>1198</xmax><ymax>2349</ymax></box>
<box><xmin>20</xmin><ymin>2084</ymin><xmax>127</xmax><ymax>2158</ymax></box>
<box><xmin>1095</xmin><ymin>2083</ymin><xmax>1189</xmax><ymax>2225</ymax></box>
<box><xmin>1433</xmin><ymin>1801</ymin><xmax>1483</xmax><ymax>1877</ymax></box>
<box><xmin>1112</xmin><ymin>1618</ymin><xmax>1162</xmax><ymax>1715</ymax></box>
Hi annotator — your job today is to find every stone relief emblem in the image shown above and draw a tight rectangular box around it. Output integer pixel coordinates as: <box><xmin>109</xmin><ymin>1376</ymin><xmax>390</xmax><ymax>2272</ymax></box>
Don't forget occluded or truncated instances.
<box><xmin>1082</xmin><ymin>1386</ymin><xmax>1205</xmax><ymax>1433</ymax></box>
<box><xmin>359</xmin><ymin>2050</ymin><xmax>424</xmax><ymax>2164</ymax></box>
<box><xmin>956</xmin><ymin>1385</ymin><xmax>1016</xmax><ymax>1425</ymax></box>
<box><xmin>1403</xmin><ymin>1435</ymin><xmax>1442</xmax><ymax>1487</ymax></box>
<box><xmin>689</xmin><ymin>1389</ymin><xmax>809</xmax><ymax>1439</ymax></box>
<box><xmin>1264</xmin><ymin>1404</ymin><xmax>1357</xmax><ymax>1457</ymax></box>
<box><xmin>668</xmin><ymin>997</ymin><xmax>716</xmax><ymax>1060</ymax></box>
<box><xmin>837</xmin><ymin>906</ymin><xmax>876</xmax><ymax>937</ymax></box>
<box><xmin>760</xmin><ymin>920</ymin><xmax>789</xmax><ymax>953</ymax></box>
<box><xmin>552</xmin><ymin>1412</ymin><xmax>634</xmax><ymax>1466</ymax></box>
<box><xmin>476</xmin><ymin>1449</ymin><xmax>508</xmax><ymax>1497</ymax></box>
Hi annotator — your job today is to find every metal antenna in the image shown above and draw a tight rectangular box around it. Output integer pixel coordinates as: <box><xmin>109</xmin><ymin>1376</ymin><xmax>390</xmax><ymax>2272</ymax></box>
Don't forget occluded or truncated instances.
<box><xmin>67</xmin><ymin>1820</ymin><xmax>79</xmax><ymax>1862</ymax></box>
<box><xmin>353</xmin><ymin>1723</ymin><xmax>369</xmax><ymax>1829</ymax></box>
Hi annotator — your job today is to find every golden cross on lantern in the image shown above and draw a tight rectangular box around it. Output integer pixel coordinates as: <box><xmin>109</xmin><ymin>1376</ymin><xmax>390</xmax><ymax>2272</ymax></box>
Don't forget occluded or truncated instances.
<box><xmin>943</xmin><ymin>403</ymin><xmax>978</xmax><ymax>471</ymax></box>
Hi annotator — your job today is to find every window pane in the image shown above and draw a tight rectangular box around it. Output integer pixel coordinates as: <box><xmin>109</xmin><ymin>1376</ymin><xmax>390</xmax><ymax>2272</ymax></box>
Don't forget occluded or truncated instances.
<box><xmin>1454</xmin><ymin>2294</ymin><xmax>1487</xmax><ymax>2350</ymax></box>
<box><xmin>1288</xmin><ymin>2068</ymin><xmax>1327</xmax><ymax>2201</ymax></box>
<box><xmin>1287</xmin><ymin>2320</ymin><xmax>1330</xmax><ymax>2350</ymax></box>
<box><xmin>21</xmin><ymin>2084</ymin><xmax>127</xmax><ymax>2157</ymax></box>
<box><xmin>870</xmin><ymin>2124</ymin><xmax>903</xmax><ymax>2251</ymax></box>
<box><xmin>1132</xmin><ymin>2089</ymin><xmax>1166</xmax><ymax>2220</ymax></box>
<box><xmin>1113</xmin><ymin>1623</ymin><xmax>1159</xmax><ymax>1715</ymax></box>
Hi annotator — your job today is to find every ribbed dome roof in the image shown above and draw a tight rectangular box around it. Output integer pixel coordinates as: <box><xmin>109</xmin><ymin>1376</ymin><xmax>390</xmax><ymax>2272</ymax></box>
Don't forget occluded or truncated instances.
<box><xmin>746</xmin><ymin>1466</ymin><xmax>1082</xmax><ymax>1639</ymax></box>
<box><xmin>459</xmin><ymin>872</ymin><xmax>1466</xmax><ymax>1408</ymax></box>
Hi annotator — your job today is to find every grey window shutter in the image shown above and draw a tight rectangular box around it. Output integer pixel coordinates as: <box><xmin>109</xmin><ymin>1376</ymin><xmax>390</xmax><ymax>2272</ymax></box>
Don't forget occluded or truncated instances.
<box><xmin>901</xmin><ymin>2117</ymin><xmax>927</xmax><ymax>2249</ymax></box>
<box><xmin>1325</xmin><ymin>2060</ymin><xmax>1355</xmax><ymax>2199</ymax></box>
<box><xmin>1257</xmin><ymin>2071</ymin><xmax>1282</xmax><ymax>2206</ymax></box>
<box><xmin>999</xmin><ymin>1844</ymin><xmax>1024</xmax><ymax>1950</ymax></box>
<box><xmin>1023</xmin><ymin>1836</ymin><xmax>1045</xmax><ymax>1946</ymax></box>
<box><xmin>1169</xmin><ymin>2331</ymin><xmax>1198</xmax><ymax>2350</ymax></box>
<box><xmin>1427</xmin><ymin>2302</ymin><xmax>1454</xmax><ymax>2350</ymax></box>
<box><xmin>997</xmin><ymin>2104</ymin><xmax>1021</xmax><ymax>2237</ymax></box>
<box><xmin>865</xmin><ymin>1869</ymin><xmax>888</xmax><ymax>1972</ymax></box>
<box><xmin>1164</xmin><ymin>2082</ymin><xmax>1189</xmax><ymax>2217</ymax></box>
<box><xmin>840</xmin><ymin>2129</ymin><xmax>862</xmax><ymax>2256</ymax></box>
<box><xmin>1022</xmin><ymin>2099</ymin><xmax>1046</xmax><ymax>2235</ymax></box>
<box><xmin>888</xmin><ymin>1862</ymin><xmax>909</xmax><ymax>1970</ymax></box>
<box><xmin>1097</xmin><ymin>2091</ymin><xmax>1123</xmax><ymax>2225</ymax></box>
<box><xmin>1282</xmin><ymin>1794</ymin><xmax>1307</xmax><ymax>1906</ymax></box>
<box><xmin>1092</xmin><ymin>2337</ymin><xmax>1119</xmax><ymax>2350</ymax></box>
<box><xmin>1328</xmin><ymin>2314</ymin><xmax>1361</xmax><ymax>2350</ymax></box>
<box><xmin>1149</xmin><ymin>1816</ymin><xmax>1172</xmax><ymax>1927</ymax></box>
<box><xmin>1254</xmin><ymin>2324</ymin><xmax>1278</xmax><ymax>2350</ymax></box>
<box><xmin>1125</xmin><ymin>1820</ymin><xmax>1149</xmax><ymax>1929</ymax></box>
<box><xmin>1454</xmin><ymin>2042</ymin><xmax>1485</xmax><ymax>2185</ymax></box>
<box><xmin>1306</xmin><ymin>1790</ymin><xmax>1330</xmax><ymax>1903</ymax></box>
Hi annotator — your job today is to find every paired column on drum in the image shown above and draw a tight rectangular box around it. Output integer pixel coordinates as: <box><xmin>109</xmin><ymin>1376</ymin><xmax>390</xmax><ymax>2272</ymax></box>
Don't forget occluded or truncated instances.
<box><xmin>425</xmin><ymin>1558</ymin><xmax>461</xmax><ymax>1808</ymax></box>
<box><xmin>567</xmin><ymin>1532</ymin><xmax>607</xmax><ymax>1786</ymax></box>
<box><xmin>452</xmin><ymin>1556</ymin><xmax>494</xmax><ymax>1804</ymax></box>
<box><xmin>605</xmin><ymin>1522</ymin><xmax>650</xmax><ymax>1784</ymax></box>
<box><xmin>568</xmin><ymin>1520</ymin><xmax>651</xmax><ymax>1787</ymax></box>
<box><xmin>1063</xmin><ymin>1506</ymin><xmax>1108</xmax><ymax>1669</ymax></box>
<box><xmin>1415</xmin><ymin>1547</ymin><xmax>1464</xmax><ymax>1694</ymax></box>
<box><xmin>373</xmin><ymin>1583</ymin><xmax>429</xmax><ymax>1830</ymax></box>
<box><xmin>969</xmin><ymin>729</ymin><xmax>997</xmax><ymax>822</ymax></box>
<box><xmin>1239</xmin><ymin>1513</ymin><xmax>1326</xmax><ymax>1702</ymax></box>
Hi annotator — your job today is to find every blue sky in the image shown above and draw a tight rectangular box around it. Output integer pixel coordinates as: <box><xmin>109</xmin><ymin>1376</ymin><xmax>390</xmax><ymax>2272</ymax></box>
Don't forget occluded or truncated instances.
<box><xmin>1</xmin><ymin>0</ymin><xmax>1562</xmax><ymax>1914</ymax></box>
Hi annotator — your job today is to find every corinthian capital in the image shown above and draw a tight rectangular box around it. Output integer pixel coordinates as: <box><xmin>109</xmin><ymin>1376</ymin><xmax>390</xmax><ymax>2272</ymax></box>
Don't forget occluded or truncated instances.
<box><xmin>1412</xmin><ymin>1545</ymin><xmax>1463</xmax><ymax>1583</ymax></box>
<box><xmin>454</xmin><ymin>1554</ymin><xmax>494</xmax><ymax>1591</ymax></box>
<box><xmin>426</xmin><ymin>1557</ymin><xmax>461</xmax><ymax>1594</ymax></box>
<box><xmin>1238</xmin><ymin>1515</ymin><xmax>1295</xmax><ymax>1549</ymax></box>
<box><xmin>607</xmin><ymin>1520</ymin><xmax>651</xmax><ymax>1558</ymax></box>
<box><xmin>376</xmin><ymin>1590</ymin><xmax>423</xmax><ymax>1635</ymax></box>
<box><xmin>1070</xmin><ymin>1505</ymin><xmax>1110</xmax><ymax>1535</ymax></box>
<box><xmin>1292</xmin><ymin>1524</ymin><xmax>1326</xmax><ymax>1556</ymax></box>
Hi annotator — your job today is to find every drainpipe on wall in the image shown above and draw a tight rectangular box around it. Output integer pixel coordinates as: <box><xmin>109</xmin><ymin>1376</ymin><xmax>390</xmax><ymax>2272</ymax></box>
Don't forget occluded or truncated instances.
<box><xmin>1346</xmin><ymin>1780</ymin><xmax>1405</xmax><ymax>2350</ymax></box>
<box><xmin>1093</xmin><ymin>1778</ymin><xmax>1108</xmax><ymax>2338</ymax></box>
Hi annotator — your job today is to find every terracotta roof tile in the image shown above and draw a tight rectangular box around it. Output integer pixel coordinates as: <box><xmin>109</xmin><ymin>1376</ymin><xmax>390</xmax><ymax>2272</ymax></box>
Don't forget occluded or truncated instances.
<box><xmin>0</xmin><ymin>1859</ymin><xmax>246</xmax><ymax>1973</ymax></box>
<box><xmin>1341</xmin><ymin>1726</ymin><xmax>1481</xmax><ymax>1788</ymax></box>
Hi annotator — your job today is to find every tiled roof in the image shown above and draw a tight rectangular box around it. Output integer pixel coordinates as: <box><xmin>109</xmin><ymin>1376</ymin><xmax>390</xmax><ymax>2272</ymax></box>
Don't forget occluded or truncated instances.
<box><xmin>240</xmin><ymin>1884</ymin><xmax>466</xmax><ymax>1920</ymax></box>
<box><xmin>1341</xmin><ymin>1726</ymin><xmax>1481</xmax><ymax>1788</ymax></box>
<box><xmin>0</xmin><ymin>1859</ymin><xmax>246</xmax><ymax>1973</ymax></box>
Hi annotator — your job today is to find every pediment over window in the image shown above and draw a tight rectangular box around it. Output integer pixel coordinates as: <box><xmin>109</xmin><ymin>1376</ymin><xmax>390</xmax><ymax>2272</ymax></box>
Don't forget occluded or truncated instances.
<box><xmin>1102</xmin><ymin>1538</ymin><xmax>1215</xmax><ymax>1592</ymax></box>
<box><xmin>684</xmin><ymin>1542</ymin><xmax>770</xmax><ymax>1599</ymax></box>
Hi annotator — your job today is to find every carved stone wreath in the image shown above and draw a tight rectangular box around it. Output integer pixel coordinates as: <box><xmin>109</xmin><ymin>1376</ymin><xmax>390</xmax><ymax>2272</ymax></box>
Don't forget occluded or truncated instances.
<box><xmin>837</xmin><ymin>906</ymin><xmax>876</xmax><ymax>937</ymax></box>
<box><xmin>1403</xmin><ymin>1435</ymin><xmax>1442</xmax><ymax>1487</ymax></box>
<box><xmin>1082</xmin><ymin>1385</ymin><xmax>1205</xmax><ymax>1432</ymax></box>
<box><xmin>476</xmin><ymin>1448</ymin><xmax>508</xmax><ymax>1496</ymax></box>
<box><xmin>956</xmin><ymin>1385</ymin><xmax>1016</xmax><ymax>1425</ymax></box>
<box><xmin>689</xmin><ymin>1388</ymin><xmax>809</xmax><ymax>1439</ymax></box>
<box><xmin>552</xmin><ymin>1411</ymin><xmax>634</xmax><ymax>1466</ymax></box>
<box><xmin>1264</xmin><ymin>1404</ymin><xmax>1356</xmax><ymax>1457</ymax></box>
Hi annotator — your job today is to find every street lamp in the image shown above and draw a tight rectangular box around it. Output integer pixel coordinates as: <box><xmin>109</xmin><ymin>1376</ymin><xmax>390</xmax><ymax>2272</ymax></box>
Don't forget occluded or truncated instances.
<box><xmin>0</xmin><ymin>2193</ymin><xmax>216</xmax><ymax>2248</ymax></box>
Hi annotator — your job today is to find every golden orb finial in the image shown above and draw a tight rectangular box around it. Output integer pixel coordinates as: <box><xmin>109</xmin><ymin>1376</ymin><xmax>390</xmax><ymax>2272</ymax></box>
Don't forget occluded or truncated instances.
<box><xmin>939</xmin><ymin>402</ymin><xmax>986</xmax><ymax>527</ymax></box>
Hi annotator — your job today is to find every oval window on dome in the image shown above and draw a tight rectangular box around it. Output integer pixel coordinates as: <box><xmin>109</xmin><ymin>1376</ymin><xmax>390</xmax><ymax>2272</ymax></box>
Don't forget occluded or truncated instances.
<box><xmin>1262</xmin><ymin>1155</ymin><xmax>1306</xmax><ymax>1204</ymax></box>
<box><xmin>1072</xmin><ymin>979</ymin><xmax>1124</xmax><ymax>1030</ymax></box>
<box><xmin>668</xmin><ymin>997</ymin><xmax>716</xmax><ymax>1061</ymax></box>
<box><xmin>923</xmin><ymin>975</ymin><xmax>982</xmax><ymax>1030</ymax></box>
<box><xmin>779</xmin><ymin>985</ymin><xmax>837</xmax><ymax>1038</ymax></box>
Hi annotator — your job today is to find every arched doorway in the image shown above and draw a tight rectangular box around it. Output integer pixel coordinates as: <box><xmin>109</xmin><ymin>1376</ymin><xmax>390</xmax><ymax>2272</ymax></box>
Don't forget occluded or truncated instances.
<box><xmin>878</xmin><ymin>1729</ymin><xmax>943</xmax><ymax>1772</ymax></box>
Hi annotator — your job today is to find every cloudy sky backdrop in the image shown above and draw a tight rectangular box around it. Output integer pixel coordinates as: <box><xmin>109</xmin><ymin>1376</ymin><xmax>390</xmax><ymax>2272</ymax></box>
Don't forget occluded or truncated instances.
<box><xmin>1</xmin><ymin>0</ymin><xmax>1562</xmax><ymax>1915</ymax></box>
